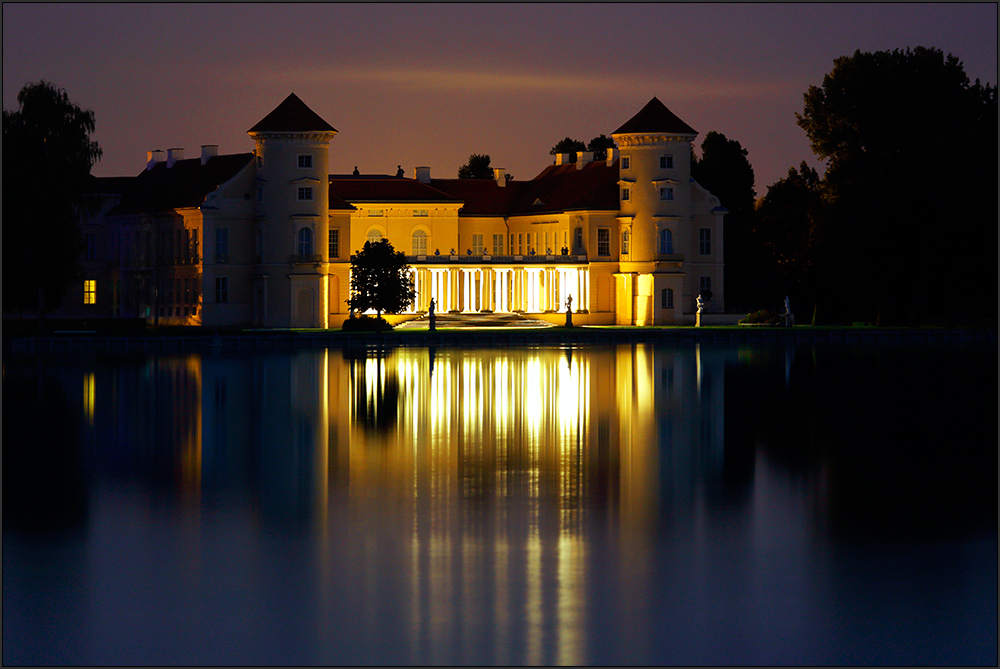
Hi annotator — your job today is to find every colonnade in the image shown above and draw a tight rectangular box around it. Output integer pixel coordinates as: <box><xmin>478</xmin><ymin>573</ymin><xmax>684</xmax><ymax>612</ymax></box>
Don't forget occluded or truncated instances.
<box><xmin>408</xmin><ymin>266</ymin><xmax>590</xmax><ymax>314</ymax></box>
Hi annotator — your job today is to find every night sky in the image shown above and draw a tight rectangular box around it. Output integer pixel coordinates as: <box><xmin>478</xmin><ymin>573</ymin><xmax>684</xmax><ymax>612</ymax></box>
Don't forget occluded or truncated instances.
<box><xmin>3</xmin><ymin>3</ymin><xmax>996</xmax><ymax>191</ymax></box>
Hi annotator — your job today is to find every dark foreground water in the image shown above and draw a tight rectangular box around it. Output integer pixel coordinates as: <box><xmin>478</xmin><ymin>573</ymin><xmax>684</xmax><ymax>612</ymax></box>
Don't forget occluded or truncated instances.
<box><xmin>3</xmin><ymin>340</ymin><xmax>996</xmax><ymax>665</ymax></box>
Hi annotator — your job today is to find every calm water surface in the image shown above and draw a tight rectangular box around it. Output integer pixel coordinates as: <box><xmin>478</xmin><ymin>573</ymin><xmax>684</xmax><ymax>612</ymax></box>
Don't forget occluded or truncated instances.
<box><xmin>3</xmin><ymin>341</ymin><xmax>996</xmax><ymax>665</ymax></box>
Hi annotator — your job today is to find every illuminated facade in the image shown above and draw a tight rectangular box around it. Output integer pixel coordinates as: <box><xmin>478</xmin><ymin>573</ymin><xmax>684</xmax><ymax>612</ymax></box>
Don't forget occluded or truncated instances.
<box><xmin>84</xmin><ymin>94</ymin><xmax>727</xmax><ymax>327</ymax></box>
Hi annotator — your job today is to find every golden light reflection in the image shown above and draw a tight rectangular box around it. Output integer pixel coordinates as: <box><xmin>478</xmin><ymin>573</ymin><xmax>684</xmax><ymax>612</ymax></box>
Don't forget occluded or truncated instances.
<box><xmin>83</xmin><ymin>372</ymin><xmax>95</xmax><ymax>425</ymax></box>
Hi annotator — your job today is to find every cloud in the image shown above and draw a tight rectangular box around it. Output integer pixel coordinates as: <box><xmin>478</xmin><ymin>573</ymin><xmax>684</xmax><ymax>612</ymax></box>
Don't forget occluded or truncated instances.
<box><xmin>250</xmin><ymin>64</ymin><xmax>792</xmax><ymax>101</ymax></box>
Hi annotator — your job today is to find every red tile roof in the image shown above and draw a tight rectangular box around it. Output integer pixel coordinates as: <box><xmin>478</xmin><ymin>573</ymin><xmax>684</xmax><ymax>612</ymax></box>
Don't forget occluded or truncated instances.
<box><xmin>613</xmin><ymin>97</ymin><xmax>697</xmax><ymax>136</ymax></box>
<box><xmin>247</xmin><ymin>93</ymin><xmax>337</xmax><ymax>134</ymax></box>
<box><xmin>108</xmin><ymin>153</ymin><xmax>254</xmax><ymax>215</ymax></box>
<box><xmin>329</xmin><ymin>175</ymin><xmax>461</xmax><ymax>204</ymax></box>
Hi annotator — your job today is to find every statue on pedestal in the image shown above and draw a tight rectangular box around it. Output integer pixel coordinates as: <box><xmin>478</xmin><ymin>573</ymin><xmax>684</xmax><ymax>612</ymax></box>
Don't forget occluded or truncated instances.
<box><xmin>428</xmin><ymin>298</ymin><xmax>436</xmax><ymax>331</ymax></box>
<box><xmin>565</xmin><ymin>294</ymin><xmax>573</xmax><ymax>327</ymax></box>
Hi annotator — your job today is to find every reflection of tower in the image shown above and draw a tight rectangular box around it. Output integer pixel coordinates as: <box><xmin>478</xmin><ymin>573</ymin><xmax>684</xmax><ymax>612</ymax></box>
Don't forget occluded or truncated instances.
<box><xmin>248</xmin><ymin>93</ymin><xmax>338</xmax><ymax>328</ymax></box>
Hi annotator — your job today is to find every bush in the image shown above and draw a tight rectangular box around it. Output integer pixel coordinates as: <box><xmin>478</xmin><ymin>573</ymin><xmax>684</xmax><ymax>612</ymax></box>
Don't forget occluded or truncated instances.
<box><xmin>341</xmin><ymin>315</ymin><xmax>394</xmax><ymax>332</ymax></box>
<box><xmin>739</xmin><ymin>309</ymin><xmax>782</xmax><ymax>325</ymax></box>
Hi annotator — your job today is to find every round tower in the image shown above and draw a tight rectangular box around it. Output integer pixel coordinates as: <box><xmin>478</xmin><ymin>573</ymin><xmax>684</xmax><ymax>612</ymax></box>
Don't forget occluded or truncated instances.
<box><xmin>612</xmin><ymin>98</ymin><xmax>698</xmax><ymax>325</ymax></box>
<box><xmin>247</xmin><ymin>93</ymin><xmax>337</xmax><ymax>328</ymax></box>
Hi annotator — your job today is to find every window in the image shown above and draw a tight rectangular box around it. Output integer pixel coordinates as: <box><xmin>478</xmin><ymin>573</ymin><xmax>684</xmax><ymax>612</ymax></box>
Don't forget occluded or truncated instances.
<box><xmin>621</xmin><ymin>187</ymin><xmax>630</xmax><ymax>202</ymax></box>
<box><xmin>472</xmin><ymin>234</ymin><xmax>483</xmax><ymax>255</ymax></box>
<box><xmin>366</xmin><ymin>229</ymin><xmax>383</xmax><ymax>245</ymax></box>
<box><xmin>621</xmin><ymin>156</ymin><xmax>630</xmax><ymax>170</ymax></box>
<box><xmin>215</xmin><ymin>227</ymin><xmax>229</xmax><ymax>261</ymax></box>
<box><xmin>84</xmin><ymin>233</ymin><xmax>97</xmax><ymax>261</ymax></box>
<box><xmin>368</xmin><ymin>209</ymin><xmax>383</xmax><ymax>217</ymax></box>
<box><xmin>413</xmin><ymin>209</ymin><xmax>429</xmax><ymax>217</ymax></box>
<box><xmin>297</xmin><ymin>186</ymin><xmax>313</xmax><ymax>201</ymax></box>
<box><xmin>661</xmin><ymin>287</ymin><xmax>674</xmax><ymax>309</ymax></box>
<box><xmin>256</xmin><ymin>155</ymin><xmax>263</xmax><ymax>168</ymax></box>
<box><xmin>412</xmin><ymin>229</ymin><xmax>427</xmax><ymax>255</ymax></box>
<box><xmin>256</xmin><ymin>187</ymin><xmax>264</xmax><ymax>202</ymax></box>
<box><xmin>84</xmin><ymin>280</ymin><xmax>96</xmax><ymax>305</ymax></box>
<box><xmin>328</xmin><ymin>229</ymin><xmax>340</xmax><ymax>259</ymax></box>
<box><xmin>574</xmin><ymin>227</ymin><xmax>583</xmax><ymax>253</ymax></box>
<box><xmin>215</xmin><ymin>277</ymin><xmax>229</xmax><ymax>304</ymax></box>
<box><xmin>700</xmin><ymin>276</ymin><xmax>713</xmax><ymax>301</ymax></box>
<box><xmin>622</xmin><ymin>230</ymin><xmax>629</xmax><ymax>255</ymax></box>
<box><xmin>518</xmin><ymin>233</ymin><xmax>523</xmax><ymax>255</ymax></box>
<box><xmin>660</xmin><ymin>187</ymin><xmax>675</xmax><ymax>201</ymax></box>
<box><xmin>297</xmin><ymin>227</ymin><xmax>314</xmax><ymax>256</ymax></box>
<box><xmin>184</xmin><ymin>278</ymin><xmax>191</xmax><ymax>304</ymax></box>
<box><xmin>660</xmin><ymin>154</ymin><xmax>674</xmax><ymax>169</ymax></box>
<box><xmin>298</xmin><ymin>155</ymin><xmax>312</xmax><ymax>169</ymax></box>
<box><xmin>699</xmin><ymin>228</ymin><xmax>712</xmax><ymax>255</ymax></box>
<box><xmin>659</xmin><ymin>228</ymin><xmax>674</xmax><ymax>255</ymax></box>
<box><xmin>493</xmin><ymin>233</ymin><xmax>504</xmax><ymax>256</ymax></box>
<box><xmin>597</xmin><ymin>228</ymin><xmax>610</xmax><ymax>256</ymax></box>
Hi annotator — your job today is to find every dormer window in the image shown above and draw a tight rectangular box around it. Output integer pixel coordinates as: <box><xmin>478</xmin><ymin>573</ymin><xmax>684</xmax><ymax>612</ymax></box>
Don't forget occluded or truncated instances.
<box><xmin>298</xmin><ymin>155</ymin><xmax>312</xmax><ymax>169</ymax></box>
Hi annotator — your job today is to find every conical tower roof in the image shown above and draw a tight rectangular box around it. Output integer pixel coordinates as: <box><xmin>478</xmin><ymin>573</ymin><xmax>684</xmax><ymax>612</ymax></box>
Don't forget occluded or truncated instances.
<box><xmin>248</xmin><ymin>92</ymin><xmax>337</xmax><ymax>134</ymax></box>
<box><xmin>613</xmin><ymin>97</ymin><xmax>696</xmax><ymax>136</ymax></box>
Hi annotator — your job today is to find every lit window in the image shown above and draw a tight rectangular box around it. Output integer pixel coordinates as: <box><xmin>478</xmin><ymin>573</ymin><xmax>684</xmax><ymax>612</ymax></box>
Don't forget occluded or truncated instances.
<box><xmin>297</xmin><ymin>186</ymin><xmax>313</xmax><ymax>201</ymax></box>
<box><xmin>413</xmin><ymin>209</ymin><xmax>429</xmax><ymax>217</ymax></box>
<box><xmin>298</xmin><ymin>155</ymin><xmax>312</xmax><ymax>169</ymax></box>
<box><xmin>328</xmin><ymin>229</ymin><xmax>340</xmax><ymax>259</ymax></box>
<box><xmin>660</xmin><ymin>187</ymin><xmax>675</xmax><ymax>201</ymax></box>
<box><xmin>621</xmin><ymin>156</ymin><xmax>630</xmax><ymax>170</ymax></box>
<box><xmin>368</xmin><ymin>209</ymin><xmax>383</xmax><ymax>217</ymax></box>
<box><xmin>660</xmin><ymin>154</ymin><xmax>673</xmax><ymax>169</ymax></box>
<box><xmin>412</xmin><ymin>229</ymin><xmax>427</xmax><ymax>255</ymax></box>
<box><xmin>661</xmin><ymin>287</ymin><xmax>674</xmax><ymax>309</ymax></box>
<box><xmin>659</xmin><ymin>229</ymin><xmax>674</xmax><ymax>255</ymax></box>
<box><xmin>492</xmin><ymin>233</ymin><xmax>504</xmax><ymax>256</ymax></box>
<box><xmin>472</xmin><ymin>234</ymin><xmax>483</xmax><ymax>255</ymax></box>
<box><xmin>699</xmin><ymin>228</ymin><xmax>712</xmax><ymax>255</ymax></box>
<box><xmin>621</xmin><ymin>187</ymin><xmax>630</xmax><ymax>202</ymax></box>
<box><xmin>518</xmin><ymin>233</ymin><xmax>523</xmax><ymax>255</ymax></box>
<box><xmin>297</xmin><ymin>227</ymin><xmax>314</xmax><ymax>256</ymax></box>
<box><xmin>366</xmin><ymin>229</ymin><xmax>383</xmax><ymax>245</ymax></box>
<box><xmin>597</xmin><ymin>228</ymin><xmax>610</xmax><ymax>256</ymax></box>
<box><xmin>215</xmin><ymin>277</ymin><xmax>229</xmax><ymax>303</ymax></box>
<box><xmin>84</xmin><ymin>280</ymin><xmax>96</xmax><ymax>304</ymax></box>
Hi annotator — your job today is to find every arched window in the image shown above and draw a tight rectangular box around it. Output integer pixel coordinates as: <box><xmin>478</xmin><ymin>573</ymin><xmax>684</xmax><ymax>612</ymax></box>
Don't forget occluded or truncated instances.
<box><xmin>412</xmin><ymin>229</ymin><xmax>428</xmax><ymax>255</ymax></box>
<box><xmin>297</xmin><ymin>227</ymin><xmax>313</xmax><ymax>256</ymax></box>
<box><xmin>366</xmin><ymin>229</ymin><xmax>383</xmax><ymax>246</ymax></box>
<box><xmin>659</xmin><ymin>228</ymin><xmax>673</xmax><ymax>255</ymax></box>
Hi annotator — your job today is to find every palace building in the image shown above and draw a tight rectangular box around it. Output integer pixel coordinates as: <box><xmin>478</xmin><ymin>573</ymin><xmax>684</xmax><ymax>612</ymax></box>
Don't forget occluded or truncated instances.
<box><xmin>79</xmin><ymin>94</ymin><xmax>727</xmax><ymax>327</ymax></box>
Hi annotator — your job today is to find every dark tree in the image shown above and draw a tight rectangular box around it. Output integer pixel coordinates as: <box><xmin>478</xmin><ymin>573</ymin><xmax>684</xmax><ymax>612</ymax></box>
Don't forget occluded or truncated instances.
<box><xmin>752</xmin><ymin>162</ymin><xmax>829</xmax><ymax>317</ymax></box>
<box><xmin>348</xmin><ymin>238</ymin><xmax>416</xmax><ymax>318</ymax></box>
<box><xmin>796</xmin><ymin>47</ymin><xmax>997</xmax><ymax>323</ymax></box>
<box><xmin>3</xmin><ymin>81</ymin><xmax>102</xmax><ymax>313</ymax></box>
<box><xmin>586</xmin><ymin>134</ymin><xmax>616</xmax><ymax>161</ymax></box>
<box><xmin>549</xmin><ymin>137</ymin><xmax>586</xmax><ymax>162</ymax></box>
<box><xmin>690</xmin><ymin>131</ymin><xmax>757</xmax><ymax>311</ymax></box>
<box><xmin>457</xmin><ymin>153</ymin><xmax>493</xmax><ymax>179</ymax></box>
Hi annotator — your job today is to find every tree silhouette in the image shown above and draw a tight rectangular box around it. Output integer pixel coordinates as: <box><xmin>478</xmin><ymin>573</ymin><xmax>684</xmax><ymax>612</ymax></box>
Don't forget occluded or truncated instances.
<box><xmin>347</xmin><ymin>238</ymin><xmax>416</xmax><ymax>318</ymax></box>
<box><xmin>457</xmin><ymin>153</ymin><xmax>493</xmax><ymax>179</ymax></box>
<box><xmin>796</xmin><ymin>47</ymin><xmax>997</xmax><ymax>323</ymax></box>
<box><xmin>549</xmin><ymin>137</ymin><xmax>585</xmax><ymax>162</ymax></box>
<box><xmin>3</xmin><ymin>81</ymin><xmax>103</xmax><ymax>313</ymax></box>
<box><xmin>586</xmin><ymin>134</ymin><xmax>616</xmax><ymax>161</ymax></box>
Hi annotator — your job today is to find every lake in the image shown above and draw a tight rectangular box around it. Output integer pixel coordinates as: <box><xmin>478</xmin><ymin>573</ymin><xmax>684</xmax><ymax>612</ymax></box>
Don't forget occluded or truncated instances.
<box><xmin>3</xmin><ymin>338</ymin><xmax>996</xmax><ymax>665</ymax></box>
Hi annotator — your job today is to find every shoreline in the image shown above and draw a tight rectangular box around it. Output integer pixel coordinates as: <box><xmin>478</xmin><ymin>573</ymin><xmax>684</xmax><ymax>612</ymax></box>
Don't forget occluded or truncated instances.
<box><xmin>5</xmin><ymin>325</ymin><xmax>996</xmax><ymax>355</ymax></box>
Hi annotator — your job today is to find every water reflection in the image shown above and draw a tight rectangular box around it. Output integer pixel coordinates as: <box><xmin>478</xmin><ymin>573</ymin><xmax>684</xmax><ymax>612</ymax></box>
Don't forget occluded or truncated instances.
<box><xmin>3</xmin><ymin>342</ymin><xmax>995</xmax><ymax>665</ymax></box>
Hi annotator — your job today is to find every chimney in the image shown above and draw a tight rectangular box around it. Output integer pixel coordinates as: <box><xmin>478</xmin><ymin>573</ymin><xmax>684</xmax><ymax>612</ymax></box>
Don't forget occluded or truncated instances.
<box><xmin>166</xmin><ymin>147</ymin><xmax>185</xmax><ymax>168</ymax></box>
<box><xmin>575</xmin><ymin>151</ymin><xmax>593</xmax><ymax>169</ymax></box>
<box><xmin>555</xmin><ymin>153</ymin><xmax>572</xmax><ymax>165</ymax></box>
<box><xmin>201</xmin><ymin>145</ymin><xmax>218</xmax><ymax>165</ymax></box>
<box><xmin>493</xmin><ymin>167</ymin><xmax>506</xmax><ymax>187</ymax></box>
<box><xmin>146</xmin><ymin>149</ymin><xmax>166</xmax><ymax>171</ymax></box>
<box><xmin>414</xmin><ymin>166</ymin><xmax>431</xmax><ymax>184</ymax></box>
<box><xmin>606</xmin><ymin>147</ymin><xmax>619</xmax><ymax>167</ymax></box>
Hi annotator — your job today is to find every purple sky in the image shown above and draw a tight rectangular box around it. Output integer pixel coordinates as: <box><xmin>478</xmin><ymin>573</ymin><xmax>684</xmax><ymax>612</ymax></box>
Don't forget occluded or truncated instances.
<box><xmin>4</xmin><ymin>3</ymin><xmax>996</xmax><ymax>193</ymax></box>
